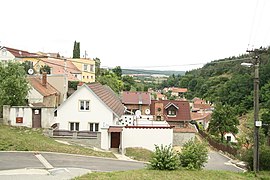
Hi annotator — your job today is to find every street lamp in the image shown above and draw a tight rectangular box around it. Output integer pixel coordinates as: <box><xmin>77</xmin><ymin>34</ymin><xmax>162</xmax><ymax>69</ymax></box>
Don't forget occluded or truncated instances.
<box><xmin>241</xmin><ymin>55</ymin><xmax>261</xmax><ymax>173</ymax></box>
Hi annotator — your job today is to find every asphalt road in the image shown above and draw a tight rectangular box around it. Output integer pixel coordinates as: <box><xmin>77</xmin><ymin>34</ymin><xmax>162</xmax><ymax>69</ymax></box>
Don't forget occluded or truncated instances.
<box><xmin>204</xmin><ymin>150</ymin><xmax>244</xmax><ymax>172</ymax></box>
<box><xmin>0</xmin><ymin>150</ymin><xmax>244</xmax><ymax>179</ymax></box>
<box><xmin>0</xmin><ymin>152</ymin><xmax>146</xmax><ymax>172</ymax></box>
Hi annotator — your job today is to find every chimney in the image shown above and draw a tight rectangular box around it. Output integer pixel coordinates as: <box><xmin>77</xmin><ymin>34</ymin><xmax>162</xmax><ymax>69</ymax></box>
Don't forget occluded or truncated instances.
<box><xmin>42</xmin><ymin>72</ymin><xmax>47</xmax><ymax>87</ymax></box>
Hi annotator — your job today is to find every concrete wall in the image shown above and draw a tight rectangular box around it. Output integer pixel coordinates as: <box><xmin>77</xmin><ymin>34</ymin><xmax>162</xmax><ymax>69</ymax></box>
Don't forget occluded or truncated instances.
<box><xmin>173</xmin><ymin>132</ymin><xmax>195</xmax><ymax>146</ymax></box>
<box><xmin>41</xmin><ymin>108</ymin><xmax>55</xmax><ymax>128</ymax></box>
<box><xmin>3</xmin><ymin>105</ymin><xmax>55</xmax><ymax>128</ymax></box>
<box><xmin>43</xmin><ymin>95</ymin><xmax>58</xmax><ymax>108</ymax></box>
<box><xmin>122</xmin><ymin>127</ymin><xmax>173</xmax><ymax>151</ymax></box>
<box><xmin>9</xmin><ymin>107</ymin><xmax>32</xmax><ymax>127</ymax></box>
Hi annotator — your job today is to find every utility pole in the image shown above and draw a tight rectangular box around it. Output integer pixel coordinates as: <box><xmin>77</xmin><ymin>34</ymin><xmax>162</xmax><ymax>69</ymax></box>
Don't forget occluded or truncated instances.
<box><xmin>246</xmin><ymin>47</ymin><xmax>267</xmax><ymax>173</ymax></box>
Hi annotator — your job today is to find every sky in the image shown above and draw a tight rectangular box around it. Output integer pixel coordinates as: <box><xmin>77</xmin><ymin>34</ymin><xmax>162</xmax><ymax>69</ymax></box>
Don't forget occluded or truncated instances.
<box><xmin>1</xmin><ymin>0</ymin><xmax>270</xmax><ymax>71</ymax></box>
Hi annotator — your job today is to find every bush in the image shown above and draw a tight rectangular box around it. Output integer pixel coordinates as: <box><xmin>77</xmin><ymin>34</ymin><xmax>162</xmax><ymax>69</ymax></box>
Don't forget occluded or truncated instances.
<box><xmin>149</xmin><ymin>144</ymin><xmax>179</xmax><ymax>170</ymax></box>
<box><xmin>242</xmin><ymin>145</ymin><xmax>270</xmax><ymax>171</ymax></box>
<box><xmin>179</xmin><ymin>140</ymin><xmax>208</xmax><ymax>170</ymax></box>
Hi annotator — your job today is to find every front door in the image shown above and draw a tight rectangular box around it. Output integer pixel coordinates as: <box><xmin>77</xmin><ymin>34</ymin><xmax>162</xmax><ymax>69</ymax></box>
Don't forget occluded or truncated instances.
<box><xmin>32</xmin><ymin>109</ymin><xmax>41</xmax><ymax>128</ymax></box>
<box><xmin>111</xmin><ymin>132</ymin><xmax>120</xmax><ymax>148</ymax></box>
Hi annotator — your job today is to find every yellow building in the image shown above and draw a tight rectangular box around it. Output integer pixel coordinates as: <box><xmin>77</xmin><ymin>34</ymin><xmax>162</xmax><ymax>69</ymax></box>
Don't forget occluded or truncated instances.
<box><xmin>67</xmin><ymin>58</ymin><xmax>95</xmax><ymax>83</ymax></box>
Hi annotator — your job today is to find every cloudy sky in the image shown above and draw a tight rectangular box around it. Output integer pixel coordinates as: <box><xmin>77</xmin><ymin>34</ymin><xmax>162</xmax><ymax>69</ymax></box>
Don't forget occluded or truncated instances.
<box><xmin>1</xmin><ymin>0</ymin><xmax>270</xmax><ymax>71</ymax></box>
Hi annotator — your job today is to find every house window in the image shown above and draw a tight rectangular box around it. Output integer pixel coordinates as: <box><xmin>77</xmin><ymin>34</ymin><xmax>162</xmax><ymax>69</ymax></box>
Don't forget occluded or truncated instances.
<box><xmin>90</xmin><ymin>123</ymin><xmax>99</xmax><ymax>132</ymax></box>
<box><xmin>87</xmin><ymin>76</ymin><xmax>89</xmax><ymax>79</ymax></box>
<box><xmin>90</xmin><ymin>65</ymin><xmax>94</xmax><ymax>72</ymax></box>
<box><xmin>79</xmin><ymin>100</ymin><xmax>90</xmax><ymax>111</ymax></box>
<box><xmin>167</xmin><ymin>109</ymin><xmax>176</xmax><ymax>116</ymax></box>
<box><xmin>227</xmin><ymin>136</ymin><xmax>232</xmax><ymax>142</ymax></box>
<box><xmin>83</xmin><ymin>64</ymin><xmax>88</xmax><ymax>71</ymax></box>
<box><xmin>157</xmin><ymin>116</ymin><xmax>161</xmax><ymax>121</ymax></box>
<box><xmin>70</xmin><ymin>122</ymin><xmax>79</xmax><ymax>131</ymax></box>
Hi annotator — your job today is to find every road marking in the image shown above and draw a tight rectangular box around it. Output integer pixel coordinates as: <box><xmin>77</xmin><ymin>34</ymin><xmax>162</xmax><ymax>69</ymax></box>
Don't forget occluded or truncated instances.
<box><xmin>35</xmin><ymin>153</ymin><xmax>54</xmax><ymax>169</ymax></box>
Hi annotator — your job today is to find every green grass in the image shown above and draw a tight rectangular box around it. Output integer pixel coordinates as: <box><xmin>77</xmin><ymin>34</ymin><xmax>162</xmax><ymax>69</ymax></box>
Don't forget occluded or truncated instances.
<box><xmin>0</xmin><ymin>125</ymin><xmax>115</xmax><ymax>158</ymax></box>
<box><xmin>125</xmin><ymin>147</ymin><xmax>153</xmax><ymax>162</ymax></box>
<box><xmin>74</xmin><ymin>169</ymin><xmax>270</xmax><ymax>180</ymax></box>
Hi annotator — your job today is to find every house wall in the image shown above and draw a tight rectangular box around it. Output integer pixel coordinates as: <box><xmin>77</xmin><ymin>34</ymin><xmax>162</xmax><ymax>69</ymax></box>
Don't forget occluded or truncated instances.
<box><xmin>47</xmin><ymin>74</ymin><xmax>68</xmax><ymax>103</ymax></box>
<box><xmin>0</xmin><ymin>48</ymin><xmax>15</xmax><ymax>62</ymax></box>
<box><xmin>121</xmin><ymin>127</ymin><xmax>173</xmax><ymax>151</ymax></box>
<box><xmin>173</xmin><ymin>132</ymin><xmax>195</xmax><ymax>146</ymax></box>
<box><xmin>69</xmin><ymin>58</ymin><xmax>95</xmax><ymax>83</ymax></box>
<box><xmin>43</xmin><ymin>95</ymin><xmax>58</xmax><ymax>107</ymax></box>
<box><xmin>28</xmin><ymin>88</ymin><xmax>44</xmax><ymax>104</ymax></box>
<box><xmin>55</xmin><ymin>86</ymin><xmax>114</xmax><ymax>150</ymax></box>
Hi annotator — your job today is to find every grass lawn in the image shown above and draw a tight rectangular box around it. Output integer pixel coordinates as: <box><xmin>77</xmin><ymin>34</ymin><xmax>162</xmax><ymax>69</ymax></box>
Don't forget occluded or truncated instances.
<box><xmin>125</xmin><ymin>147</ymin><xmax>153</xmax><ymax>162</ymax></box>
<box><xmin>0</xmin><ymin>125</ymin><xmax>115</xmax><ymax>158</ymax></box>
<box><xmin>74</xmin><ymin>169</ymin><xmax>270</xmax><ymax>180</ymax></box>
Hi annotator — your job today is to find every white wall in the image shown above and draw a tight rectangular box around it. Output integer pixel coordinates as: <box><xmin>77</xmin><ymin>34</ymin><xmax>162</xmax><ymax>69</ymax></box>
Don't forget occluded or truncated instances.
<box><xmin>41</xmin><ymin>108</ymin><xmax>55</xmax><ymax>128</ymax></box>
<box><xmin>28</xmin><ymin>88</ymin><xmax>43</xmax><ymax>104</ymax></box>
<box><xmin>122</xmin><ymin>127</ymin><xmax>173</xmax><ymax>151</ymax></box>
<box><xmin>224</xmin><ymin>133</ymin><xmax>237</xmax><ymax>143</ymax></box>
<box><xmin>0</xmin><ymin>48</ymin><xmax>15</xmax><ymax>61</ymax></box>
<box><xmin>9</xmin><ymin>107</ymin><xmax>32</xmax><ymax>128</ymax></box>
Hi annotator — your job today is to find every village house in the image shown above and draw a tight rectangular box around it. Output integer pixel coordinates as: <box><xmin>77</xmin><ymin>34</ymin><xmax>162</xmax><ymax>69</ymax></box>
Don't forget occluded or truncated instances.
<box><xmin>67</xmin><ymin>58</ymin><xmax>95</xmax><ymax>83</ymax></box>
<box><xmin>0</xmin><ymin>46</ymin><xmax>46</xmax><ymax>64</ymax></box>
<box><xmin>121</xmin><ymin>91</ymin><xmax>151</xmax><ymax>115</ymax></box>
<box><xmin>150</xmin><ymin>100</ymin><xmax>196</xmax><ymax>145</ymax></box>
<box><xmin>27</xmin><ymin>73</ymin><xmax>60</xmax><ymax>107</ymax></box>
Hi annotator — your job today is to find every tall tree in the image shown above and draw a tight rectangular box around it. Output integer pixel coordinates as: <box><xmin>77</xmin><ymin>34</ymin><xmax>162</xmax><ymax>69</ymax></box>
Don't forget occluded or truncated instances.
<box><xmin>112</xmin><ymin>66</ymin><xmax>122</xmax><ymax>78</ymax></box>
<box><xmin>0</xmin><ymin>62</ymin><xmax>30</xmax><ymax>107</ymax></box>
<box><xmin>40</xmin><ymin>65</ymin><xmax>51</xmax><ymax>74</ymax></box>
<box><xmin>208</xmin><ymin>103</ymin><xmax>239</xmax><ymax>142</ymax></box>
<box><xmin>73</xmin><ymin>41</ymin><xmax>80</xmax><ymax>58</ymax></box>
<box><xmin>93</xmin><ymin>57</ymin><xmax>101</xmax><ymax>77</ymax></box>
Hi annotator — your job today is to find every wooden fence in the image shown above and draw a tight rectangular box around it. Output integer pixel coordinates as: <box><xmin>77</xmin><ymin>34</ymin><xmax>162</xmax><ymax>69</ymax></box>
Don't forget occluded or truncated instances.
<box><xmin>198</xmin><ymin>129</ymin><xmax>237</xmax><ymax>156</ymax></box>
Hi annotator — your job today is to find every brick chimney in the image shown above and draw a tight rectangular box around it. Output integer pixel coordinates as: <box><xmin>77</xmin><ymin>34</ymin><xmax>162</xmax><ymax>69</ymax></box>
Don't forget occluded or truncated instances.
<box><xmin>42</xmin><ymin>72</ymin><xmax>47</xmax><ymax>87</ymax></box>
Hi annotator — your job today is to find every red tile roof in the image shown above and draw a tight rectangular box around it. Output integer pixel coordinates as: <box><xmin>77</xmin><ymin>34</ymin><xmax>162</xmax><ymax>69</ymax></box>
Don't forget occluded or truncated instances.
<box><xmin>193</xmin><ymin>104</ymin><xmax>211</xmax><ymax>110</ymax></box>
<box><xmin>191</xmin><ymin>112</ymin><xmax>211</xmax><ymax>122</ymax></box>
<box><xmin>121</xmin><ymin>91</ymin><xmax>151</xmax><ymax>105</ymax></box>
<box><xmin>88</xmin><ymin>83</ymin><xmax>125</xmax><ymax>117</ymax></box>
<box><xmin>27</xmin><ymin>76</ymin><xmax>59</xmax><ymax>97</ymax></box>
<box><xmin>173</xmin><ymin>127</ymin><xmax>197</xmax><ymax>133</ymax></box>
<box><xmin>171</xmin><ymin>87</ymin><xmax>188</xmax><ymax>93</ymax></box>
<box><xmin>37</xmin><ymin>58</ymin><xmax>81</xmax><ymax>81</ymax></box>
<box><xmin>3</xmin><ymin>47</ymin><xmax>45</xmax><ymax>58</ymax></box>
<box><xmin>150</xmin><ymin>100</ymin><xmax>191</xmax><ymax>121</ymax></box>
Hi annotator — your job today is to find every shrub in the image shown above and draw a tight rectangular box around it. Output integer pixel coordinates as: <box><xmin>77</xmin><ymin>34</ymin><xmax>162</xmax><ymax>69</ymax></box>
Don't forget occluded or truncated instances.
<box><xmin>179</xmin><ymin>140</ymin><xmax>208</xmax><ymax>170</ymax></box>
<box><xmin>242</xmin><ymin>145</ymin><xmax>270</xmax><ymax>171</ymax></box>
<box><xmin>148</xmin><ymin>144</ymin><xmax>179</xmax><ymax>170</ymax></box>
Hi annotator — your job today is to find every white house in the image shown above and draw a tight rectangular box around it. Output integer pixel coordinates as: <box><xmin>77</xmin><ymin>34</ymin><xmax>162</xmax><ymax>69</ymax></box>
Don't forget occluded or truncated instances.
<box><xmin>224</xmin><ymin>132</ymin><xmax>238</xmax><ymax>143</ymax></box>
<box><xmin>54</xmin><ymin>83</ymin><xmax>125</xmax><ymax>150</ymax></box>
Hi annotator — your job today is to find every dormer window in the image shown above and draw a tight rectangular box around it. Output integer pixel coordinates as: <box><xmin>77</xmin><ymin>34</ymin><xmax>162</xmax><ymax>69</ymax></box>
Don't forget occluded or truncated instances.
<box><xmin>167</xmin><ymin>109</ymin><xmax>176</xmax><ymax>116</ymax></box>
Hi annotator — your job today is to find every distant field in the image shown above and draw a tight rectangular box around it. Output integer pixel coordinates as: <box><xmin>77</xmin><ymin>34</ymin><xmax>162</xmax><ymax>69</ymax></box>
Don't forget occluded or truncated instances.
<box><xmin>0</xmin><ymin>125</ymin><xmax>115</xmax><ymax>158</ymax></box>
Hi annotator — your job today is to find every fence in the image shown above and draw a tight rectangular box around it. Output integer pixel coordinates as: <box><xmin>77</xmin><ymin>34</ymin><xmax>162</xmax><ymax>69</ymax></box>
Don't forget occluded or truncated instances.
<box><xmin>198</xmin><ymin>129</ymin><xmax>237</xmax><ymax>156</ymax></box>
<box><xmin>52</xmin><ymin>130</ymin><xmax>97</xmax><ymax>139</ymax></box>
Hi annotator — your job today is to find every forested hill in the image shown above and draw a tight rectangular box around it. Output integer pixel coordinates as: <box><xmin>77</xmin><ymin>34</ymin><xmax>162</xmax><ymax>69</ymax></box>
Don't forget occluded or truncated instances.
<box><xmin>178</xmin><ymin>48</ymin><xmax>270</xmax><ymax>114</ymax></box>
<box><xmin>122</xmin><ymin>69</ymin><xmax>185</xmax><ymax>76</ymax></box>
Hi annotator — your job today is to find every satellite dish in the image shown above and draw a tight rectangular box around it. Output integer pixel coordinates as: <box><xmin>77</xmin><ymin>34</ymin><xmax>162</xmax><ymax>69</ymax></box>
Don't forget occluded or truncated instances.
<box><xmin>145</xmin><ymin>109</ymin><xmax>150</xmax><ymax>115</ymax></box>
<box><xmin>135</xmin><ymin>110</ymin><xmax>141</xmax><ymax>118</ymax></box>
<box><xmin>28</xmin><ymin>69</ymin><xmax>34</xmax><ymax>75</ymax></box>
